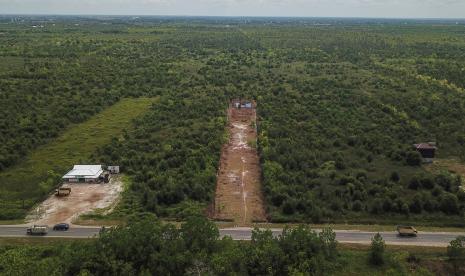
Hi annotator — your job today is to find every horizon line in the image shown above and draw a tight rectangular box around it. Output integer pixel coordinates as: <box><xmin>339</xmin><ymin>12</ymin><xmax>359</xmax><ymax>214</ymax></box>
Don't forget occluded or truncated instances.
<box><xmin>1</xmin><ymin>13</ymin><xmax>465</xmax><ymax>21</ymax></box>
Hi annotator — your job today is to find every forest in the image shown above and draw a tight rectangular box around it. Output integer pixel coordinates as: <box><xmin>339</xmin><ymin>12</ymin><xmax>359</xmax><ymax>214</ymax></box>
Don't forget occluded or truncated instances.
<box><xmin>1</xmin><ymin>16</ymin><xmax>465</xmax><ymax>225</ymax></box>
<box><xmin>2</xmin><ymin>216</ymin><xmax>463</xmax><ymax>275</ymax></box>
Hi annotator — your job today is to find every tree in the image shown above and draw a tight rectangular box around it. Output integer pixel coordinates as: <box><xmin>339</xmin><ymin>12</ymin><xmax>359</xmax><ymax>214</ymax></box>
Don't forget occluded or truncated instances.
<box><xmin>447</xmin><ymin>236</ymin><xmax>465</xmax><ymax>275</ymax></box>
<box><xmin>38</xmin><ymin>170</ymin><xmax>61</xmax><ymax>196</ymax></box>
<box><xmin>440</xmin><ymin>193</ymin><xmax>459</xmax><ymax>215</ymax></box>
<box><xmin>180</xmin><ymin>216</ymin><xmax>219</xmax><ymax>255</ymax></box>
<box><xmin>369</xmin><ymin>233</ymin><xmax>385</xmax><ymax>266</ymax></box>
<box><xmin>406</xmin><ymin>151</ymin><xmax>422</xmax><ymax>166</ymax></box>
<box><xmin>409</xmin><ymin>195</ymin><xmax>423</xmax><ymax>214</ymax></box>
<box><xmin>247</xmin><ymin>228</ymin><xmax>284</xmax><ymax>275</ymax></box>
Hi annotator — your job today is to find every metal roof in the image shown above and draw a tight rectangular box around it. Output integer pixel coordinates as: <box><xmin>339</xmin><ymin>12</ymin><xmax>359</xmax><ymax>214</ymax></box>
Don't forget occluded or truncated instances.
<box><xmin>414</xmin><ymin>143</ymin><xmax>437</xmax><ymax>150</ymax></box>
<box><xmin>62</xmin><ymin>165</ymin><xmax>103</xmax><ymax>179</ymax></box>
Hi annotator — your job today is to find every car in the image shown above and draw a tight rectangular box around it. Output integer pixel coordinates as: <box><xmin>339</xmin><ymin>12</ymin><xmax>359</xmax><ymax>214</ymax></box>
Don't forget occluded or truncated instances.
<box><xmin>53</xmin><ymin>223</ymin><xmax>70</xmax><ymax>231</ymax></box>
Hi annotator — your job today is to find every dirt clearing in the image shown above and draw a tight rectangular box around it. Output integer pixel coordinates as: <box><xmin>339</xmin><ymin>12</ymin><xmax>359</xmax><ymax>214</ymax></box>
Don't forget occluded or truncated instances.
<box><xmin>26</xmin><ymin>176</ymin><xmax>123</xmax><ymax>226</ymax></box>
<box><xmin>212</xmin><ymin>100</ymin><xmax>267</xmax><ymax>225</ymax></box>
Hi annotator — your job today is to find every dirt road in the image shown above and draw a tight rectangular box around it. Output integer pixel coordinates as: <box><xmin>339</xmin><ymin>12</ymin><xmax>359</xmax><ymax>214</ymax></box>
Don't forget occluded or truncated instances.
<box><xmin>212</xmin><ymin>102</ymin><xmax>267</xmax><ymax>225</ymax></box>
<box><xmin>26</xmin><ymin>176</ymin><xmax>123</xmax><ymax>225</ymax></box>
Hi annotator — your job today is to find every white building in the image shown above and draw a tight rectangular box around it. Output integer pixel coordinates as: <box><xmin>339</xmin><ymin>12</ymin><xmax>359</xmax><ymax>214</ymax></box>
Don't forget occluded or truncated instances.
<box><xmin>62</xmin><ymin>165</ymin><xmax>104</xmax><ymax>183</ymax></box>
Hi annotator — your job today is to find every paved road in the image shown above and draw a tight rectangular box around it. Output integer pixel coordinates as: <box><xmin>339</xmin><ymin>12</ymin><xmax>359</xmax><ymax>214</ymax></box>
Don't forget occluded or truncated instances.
<box><xmin>220</xmin><ymin>228</ymin><xmax>464</xmax><ymax>247</ymax></box>
<box><xmin>0</xmin><ymin>226</ymin><xmax>101</xmax><ymax>238</ymax></box>
<box><xmin>0</xmin><ymin>225</ymin><xmax>463</xmax><ymax>247</ymax></box>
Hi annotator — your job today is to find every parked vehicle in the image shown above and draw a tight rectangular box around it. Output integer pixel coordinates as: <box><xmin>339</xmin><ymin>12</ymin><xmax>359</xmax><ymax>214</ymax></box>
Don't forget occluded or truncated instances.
<box><xmin>26</xmin><ymin>225</ymin><xmax>48</xmax><ymax>235</ymax></box>
<box><xmin>53</xmin><ymin>223</ymin><xmax>70</xmax><ymax>231</ymax></box>
<box><xmin>55</xmin><ymin>187</ymin><xmax>71</xmax><ymax>197</ymax></box>
<box><xmin>397</xmin><ymin>225</ymin><xmax>418</xmax><ymax>237</ymax></box>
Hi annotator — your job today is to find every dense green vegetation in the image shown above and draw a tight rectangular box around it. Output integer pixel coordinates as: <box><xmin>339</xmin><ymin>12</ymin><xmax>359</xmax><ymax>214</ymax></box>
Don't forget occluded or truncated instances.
<box><xmin>96</xmin><ymin>91</ymin><xmax>227</xmax><ymax>218</ymax></box>
<box><xmin>1</xmin><ymin>16</ymin><xmax>465</xmax><ymax>225</ymax></box>
<box><xmin>254</xmin><ymin>26</ymin><xmax>465</xmax><ymax>224</ymax></box>
<box><xmin>0</xmin><ymin>217</ymin><xmax>452</xmax><ymax>275</ymax></box>
<box><xmin>0</xmin><ymin>98</ymin><xmax>155</xmax><ymax>219</ymax></box>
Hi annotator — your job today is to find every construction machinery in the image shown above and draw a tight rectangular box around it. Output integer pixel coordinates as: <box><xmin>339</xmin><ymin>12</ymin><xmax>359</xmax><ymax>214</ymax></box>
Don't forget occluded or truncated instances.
<box><xmin>55</xmin><ymin>187</ymin><xmax>71</xmax><ymax>197</ymax></box>
<box><xmin>26</xmin><ymin>225</ymin><xmax>48</xmax><ymax>235</ymax></box>
<box><xmin>397</xmin><ymin>225</ymin><xmax>418</xmax><ymax>237</ymax></box>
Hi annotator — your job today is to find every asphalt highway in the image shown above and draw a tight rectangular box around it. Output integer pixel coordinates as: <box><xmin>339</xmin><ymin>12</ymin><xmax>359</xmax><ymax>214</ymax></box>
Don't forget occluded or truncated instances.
<box><xmin>0</xmin><ymin>225</ymin><xmax>463</xmax><ymax>247</ymax></box>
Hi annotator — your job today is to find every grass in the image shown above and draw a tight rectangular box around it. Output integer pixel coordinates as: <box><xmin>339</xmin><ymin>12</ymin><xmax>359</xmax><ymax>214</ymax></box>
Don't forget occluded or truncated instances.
<box><xmin>0</xmin><ymin>98</ymin><xmax>157</xmax><ymax>219</ymax></box>
<box><xmin>0</xmin><ymin>237</ymin><xmax>82</xmax><ymax>246</ymax></box>
<box><xmin>0</xmin><ymin>219</ymin><xmax>25</xmax><ymax>225</ymax></box>
<box><xmin>332</xmin><ymin>244</ymin><xmax>448</xmax><ymax>276</ymax></box>
<box><xmin>426</xmin><ymin>158</ymin><xmax>465</xmax><ymax>184</ymax></box>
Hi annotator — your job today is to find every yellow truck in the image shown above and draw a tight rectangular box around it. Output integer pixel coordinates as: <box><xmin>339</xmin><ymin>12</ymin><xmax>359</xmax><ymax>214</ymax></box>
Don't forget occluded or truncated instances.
<box><xmin>55</xmin><ymin>187</ymin><xmax>71</xmax><ymax>197</ymax></box>
<box><xmin>397</xmin><ymin>225</ymin><xmax>418</xmax><ymax>237</ymax></box>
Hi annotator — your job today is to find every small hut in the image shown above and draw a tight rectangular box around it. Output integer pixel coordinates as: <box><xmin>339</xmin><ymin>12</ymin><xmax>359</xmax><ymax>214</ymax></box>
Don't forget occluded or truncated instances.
<box><xmin>413</xmin><ymin>142</ymin><xmax>437</xmax><ymax>163</ymax></box>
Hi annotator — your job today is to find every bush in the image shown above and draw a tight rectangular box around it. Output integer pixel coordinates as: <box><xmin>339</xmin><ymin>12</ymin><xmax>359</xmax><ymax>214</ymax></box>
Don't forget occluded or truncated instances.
<box><xmin>409</xmin><ymin>195</ymin><xmax>423</xmax><ymax>214</ymax></box>
<box><xmin>352</xmin><ymin>200</ymin><xmax>363</xmax><ymax>212</ymax></box>
<box><xmin>390</xmin><ymin>172</ymin><xmax>400</xmax><ymax>182</ymax></box>
<box><xmin>440</xmin><ymin>193</ymin><xmax>459</xmax><ymax>214</ymax></box>
<box><xmin>369</xmin><ymin>233</ymin><xmax>385</xmax><ymax>266</ymax></box>
<box><xmin>447</xmin><ymin>236</ymin><xmax>465</xmax><ymax>275</ymax></box>
<box><xmin>405</xmin><ymin>151</ymin><xmax>422</xmax><ymax>166</ymax></box>
<box><xmin>421</xmin><ymin>176</ymin><xmax>435</xmax><ymax>189</ymax></box>
<box><xmin>408</xmin><ymin>176</ymin><xmax>420</xmax><ymax>190</ymax></box>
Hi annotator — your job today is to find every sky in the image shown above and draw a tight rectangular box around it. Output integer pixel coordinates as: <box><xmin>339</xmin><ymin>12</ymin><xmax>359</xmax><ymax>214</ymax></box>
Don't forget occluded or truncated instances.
<box><xmin>1</xmin><ymin>0</ymin><xmax>465</xmax><ymax>18</ymax></box>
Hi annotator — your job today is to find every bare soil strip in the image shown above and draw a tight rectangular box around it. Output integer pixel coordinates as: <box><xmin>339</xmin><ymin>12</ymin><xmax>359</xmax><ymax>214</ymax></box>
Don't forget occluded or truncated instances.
<box><xmin>212</xmin><ymin>102</ymin><xmax>267</xmax><ymax>225</ymax></box>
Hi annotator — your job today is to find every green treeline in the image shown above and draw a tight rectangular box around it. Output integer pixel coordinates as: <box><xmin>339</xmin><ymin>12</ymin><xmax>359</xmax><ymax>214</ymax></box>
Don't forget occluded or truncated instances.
<box><xmin>1</xmin><ymin>17</ymin><xmax>465</xmax><ymax>224</ymax></box>
<box><xmin>0</xmin><ymin>217</ymin><xmax>369</xmax><ymax>275</ymax></box>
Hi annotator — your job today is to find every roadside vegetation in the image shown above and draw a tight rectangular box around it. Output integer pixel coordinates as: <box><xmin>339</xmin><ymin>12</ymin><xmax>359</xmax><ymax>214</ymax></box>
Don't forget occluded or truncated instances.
<box><xmin>0</xmin><ymin>217</ymin><xmax>463</xmax><ymax>275</ymax></box>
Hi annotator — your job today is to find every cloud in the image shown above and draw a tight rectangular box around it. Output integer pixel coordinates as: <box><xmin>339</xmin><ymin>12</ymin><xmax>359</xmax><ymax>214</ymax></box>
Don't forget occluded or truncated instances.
<box><xmin>0</xmin><ymin>0</ymin><xmax>464</xmax><ymax>18</ymax></box>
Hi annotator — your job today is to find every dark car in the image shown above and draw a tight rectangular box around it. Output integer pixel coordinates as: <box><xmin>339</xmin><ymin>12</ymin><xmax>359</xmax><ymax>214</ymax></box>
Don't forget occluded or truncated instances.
<box><xmin>53</xmin><ymin>223</ymin><xmax>70</xmax><ymax>231</ymax></box>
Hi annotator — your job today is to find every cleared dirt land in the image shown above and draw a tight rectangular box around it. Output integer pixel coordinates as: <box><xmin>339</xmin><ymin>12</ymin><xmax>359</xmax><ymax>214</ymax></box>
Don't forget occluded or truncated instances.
<box><xmin>26</xmin><ymin>176</ymin><xmax>123</xmax><ymax>225</ymax></box>
<box><xmin>212</xmin><ymin>102</ymin><xmax>267</xmax><ymax>225</ymax></box>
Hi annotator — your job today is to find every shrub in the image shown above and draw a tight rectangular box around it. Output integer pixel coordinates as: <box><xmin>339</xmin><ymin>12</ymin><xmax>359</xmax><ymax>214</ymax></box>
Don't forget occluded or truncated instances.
<box><xmin>405</xmin><ymin>151</ymin><xmax>422</xmax><ymax>166</ymax></box>
<box><xmin>352</xmin><ymin>200</ymin><xmax>363</xmax><ymax>212</ymax></box>
<box><xmin>421</xmin><ymin>176</ymin><xmax>435</xmax><ymax>190</ymax></box>
<box><xmin>409</xmin><ymin>195</ymin><xmax>423</xmax><ymax>214</ymax></box>
<box><xmin>390</xmin><ymin>172</ymin><xmax>400</xmax><ymax>182</ymax></box>
<box><xmin>370</xmin><ymin>198</ymin><xmax>384</xmax><ymax>214</ymax></box>
<box><xmin>447</xmin><ymin>236</ymin><xmax>465</xmax><ymax>275</ymax></box>
<box><xmin>440</xmin><ymin>193</ymin><xmax>459</xmax><ymax>214</ymax></box>
<box><xmin>408</xmin><ymin>176</ymin><xmax>420</xmax><ymax>190</ymax></box>
<box><xmin>369</xmin><ymin>233</ymin><xmax>385</xmax><ymax>266</ymax></box>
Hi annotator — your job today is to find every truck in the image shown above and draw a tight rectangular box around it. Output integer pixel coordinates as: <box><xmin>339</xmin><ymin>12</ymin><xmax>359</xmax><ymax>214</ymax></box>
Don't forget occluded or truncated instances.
<box><xmin>397</xmin><ymin>225</ymin><xmax>418</xmax><ymax>237</ymax></box>
<box><xmin>26</xmin><ymin>225</ymin><xmax>48</xmax><ymax>236</ymax></box>
<box><xmin>55</xmin><ymin>187</ymin><xmax>71</xmax><ymax>197</ymax></box>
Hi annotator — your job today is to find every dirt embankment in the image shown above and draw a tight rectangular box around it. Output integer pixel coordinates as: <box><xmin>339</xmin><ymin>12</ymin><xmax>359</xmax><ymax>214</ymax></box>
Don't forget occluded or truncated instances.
<box><xmin>212</xmin><ymin>102</ymin><xmax>267</xmax><ymax>225</ymax></box>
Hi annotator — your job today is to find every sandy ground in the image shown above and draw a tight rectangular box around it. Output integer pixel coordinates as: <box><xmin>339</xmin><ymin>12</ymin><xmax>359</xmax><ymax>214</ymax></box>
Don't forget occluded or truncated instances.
<box><xmin>26</xmin><ymin>175</ymin><xmax>123</xmax><ymax>226</ymax></box>
<box><xmin>212</xmin><ymin>102</ymin><xmax>267</xmax><ymax>225</ymax></box>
